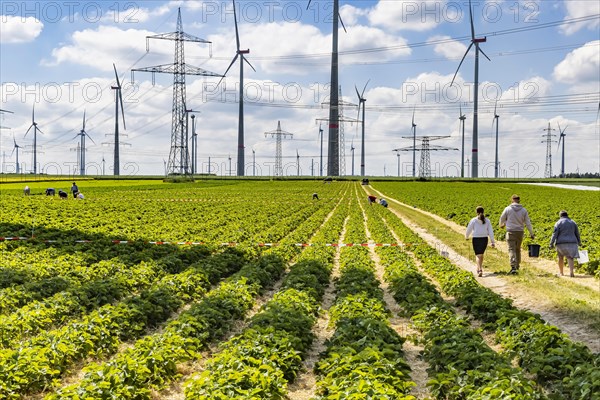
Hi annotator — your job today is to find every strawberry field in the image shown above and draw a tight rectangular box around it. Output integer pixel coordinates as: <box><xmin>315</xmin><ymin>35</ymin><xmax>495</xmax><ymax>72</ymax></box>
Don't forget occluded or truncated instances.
<box><xmin>0</xmin><ymin>179</ymin><xmax>598</xmax><ymax>399</ymax></box>
<box><xmin>373</xmin><ymin>181</ymin><xmax>600</xmax><ymax>275</ymax></box>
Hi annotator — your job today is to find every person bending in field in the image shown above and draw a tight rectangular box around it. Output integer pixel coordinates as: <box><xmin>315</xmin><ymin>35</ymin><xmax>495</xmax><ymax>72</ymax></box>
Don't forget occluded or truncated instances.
<box><xmin>312</xmin><ymin>193</ymin><xmax>319</xmax><ymax>200</ymax></box>
<box><xmin>368</xmin><ymin>195</ymin><xmax>377</xmax><ymax>205</ymax></box>
<box><xmin>24</xmin><ymin>186</ymin><xmax>30</xmax><ymax>196</ymax></box>
<box><xmin>499</xmin><ymin>194</ymin><xmax>534</xmax><ymax>274</ymax></box>
<box><xmin>549</xmin><ymin>210</ymin><xmax>581</xmax><ymax>278</ymax></box>
<box><xmin>465</xmin><ymin>206</ymin><xmax>495</xmax><ymax>277</ymax></box>
<box><xmin>58</xmin><ymin>190</ymin><xmax>68</xmax><ymax>199</ymax></box>
<box><xmin>71</xmin><ymin>182</ymin><xmax>79</xmax><ymax>198</ymax></box>
<box><xmin>379</xmin><ymin>198</ymin><xmax>388</xmax><ymax>208</ymax></box>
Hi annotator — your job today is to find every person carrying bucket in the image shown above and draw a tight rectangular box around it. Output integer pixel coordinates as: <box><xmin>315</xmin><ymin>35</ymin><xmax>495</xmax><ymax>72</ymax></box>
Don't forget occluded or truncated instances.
<box><xmin>549</xmin><ymin>210</ymin><xmax>581</xmax><ymax>277</ymax></box>
<box><xmin>499</xmin><ymin>194</ymin><xmax>535</xmax><ymax>274</ymax></box>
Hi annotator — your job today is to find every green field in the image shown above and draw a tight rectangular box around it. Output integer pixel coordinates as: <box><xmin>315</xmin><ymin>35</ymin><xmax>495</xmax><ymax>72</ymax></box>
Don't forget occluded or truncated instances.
<box><xmin>0</xmin><ymin>179</ymin><xmax>597</xmax><ymax>399</ymax></box>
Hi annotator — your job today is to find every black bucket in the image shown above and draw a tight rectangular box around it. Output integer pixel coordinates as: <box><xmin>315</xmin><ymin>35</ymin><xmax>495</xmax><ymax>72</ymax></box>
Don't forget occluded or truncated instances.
<box><xmin>528</xmin><ymin>244</ymin><xmax>541</xmax><ymax>257</ymax></box>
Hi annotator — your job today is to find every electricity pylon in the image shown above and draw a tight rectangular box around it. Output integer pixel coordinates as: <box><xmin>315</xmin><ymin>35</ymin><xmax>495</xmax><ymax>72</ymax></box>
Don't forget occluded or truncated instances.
<box><xmin>132</xmin><ymin>8</ymin><xmax>221</xmax><ymax>175</ymax></box>
<box><xmin>264</xmin><ymin>121</ymin><xmax>293</xmax><ymax>177</ymax></box>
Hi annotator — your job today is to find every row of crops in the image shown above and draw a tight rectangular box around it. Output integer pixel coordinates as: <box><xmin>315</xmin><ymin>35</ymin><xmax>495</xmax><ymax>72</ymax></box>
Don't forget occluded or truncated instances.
<box><xmin>0</xmin><ymin>180</ymin><xmax>597</xmax><ymax>398</ymax></box>
<box><xmin>373</xmin><ymin>181</ymin><xmax>600</xmax><ymax>275</ymax></box>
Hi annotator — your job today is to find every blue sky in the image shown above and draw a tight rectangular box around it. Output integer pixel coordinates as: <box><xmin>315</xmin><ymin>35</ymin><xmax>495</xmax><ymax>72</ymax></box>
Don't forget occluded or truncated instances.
<box><xmin>1</xmin><ymin>0</ymin><xmax>599</xmax><ymax>177</ymax></box>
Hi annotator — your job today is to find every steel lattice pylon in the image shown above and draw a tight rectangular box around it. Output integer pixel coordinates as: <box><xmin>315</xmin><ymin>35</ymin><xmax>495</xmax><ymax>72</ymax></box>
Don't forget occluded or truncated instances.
<box><xmin>394</xmin><ymin>136</ymin><xmax>457</xmax><ymax>178</ymax></box>
<box><xmin>132</xmin><ymin>8</ymin><xmax>221</xmax><ymax>176</ymax></box>
<box><xmin>419</xmin><ymin>137</ymin><xmax>431</xmax><ymax>177</ymax></box>
<box><xmin>543</xmin><ymin>122</ymin><xmax>556</xmax><ymax>178</ymax></box>
<box><xmin>265</xmin><ymin>121</ymin><xmax>293</xmax><ymax>176</ymax></box>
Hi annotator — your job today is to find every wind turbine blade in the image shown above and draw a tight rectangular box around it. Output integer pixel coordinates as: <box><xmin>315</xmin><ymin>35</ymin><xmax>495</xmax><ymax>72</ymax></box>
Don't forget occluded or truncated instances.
<box><xmin>86</xmin><ymin>132</ymin><xmax>96</xmax><ymax>145</ymax></box>
<box><xmin>243</xmin><ymin>56</ymin><xmax>256</xmax><ymax>72</ymax></box>
<box><xmin>355</xmin><ymin>85</ymin><xmax>361</xmax><ymax>100</ymax></box>
<box><xmin>469</xmin><ymin>0</ymin><xmax>475</xmax><ymax>39</ymax></box>
<box><xmin>306</xmin><ymin>0</ymin><xmax>312</xmax><ymax>10</ymax></box>
<box><xmin>23</xmin><ymin>124</ymin><xmax>33</xmax><ymax>137</ymax></box>
<box><xmin>479</xmin><ymin>46</ymin><xmax>491</xmax><ymax>61</ymax></box>
<box><xmin>218</xmin><ymin>55</ymin><xmax>239</xmax><ymax>86</ymax></box>
<box><xmin>361</xmin><ymin>79</ymin><xmax>370</xmax><ymax>97</ymax></box>
<box><xmin>32</xmin><ymin>105</ymin><xmax>35</xmax><ymax>123</ymax></box>
<box><xmin>412</xmin><ymin>107</ymin><xmax>415</xmax><ymax>126</ymax></box>
<box><xmin>494</xmin><ymin>100</ymin><xmax>497</xmax><ymax>116</ymax></box>
<box><xmin>82</xmin><ymin>110</ymin><xmax>86</xmax><ymax>131</ymax></box>
<box><xmin>113</xmin><ymin>63</ymin><xmax>122</xmax><ymax>88</ymax></box>
<box><xmin>450</xmin><ymin>43</ymin><xmax>473</xmax><ymax>86</ymax></box>
<box><xmin>118</xmin><ymin>91</ymin><xmax>126</xmax><ymax>130</ymax></box>
<box><xmin>36</xmin><ymin>127</ymin><xmax>45</xmax><ymax>135</ymax></box>
<box><xmin>339</xmin><ymin>15</ymin><xmax>347</xmax><ymax>33</ymax></box>
<box><xmin>459</xmin><ymin>104</ymin><xmax>462</xmax><ymax>117</ymax></box>
<box><xmin>232</xmin><ymin>0</ymin><xmax>240</xmax><ymax>51</ymax></box>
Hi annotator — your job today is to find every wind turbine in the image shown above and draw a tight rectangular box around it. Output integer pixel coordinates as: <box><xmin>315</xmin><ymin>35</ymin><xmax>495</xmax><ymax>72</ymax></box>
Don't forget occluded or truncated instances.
<box><xmin>220</xmin><ymin>0</ymin><xmax>255</xmax><ymax>177</ymax></box>
<box><xmin>74</xmin><ymin>111</ymin><xmax>95</xmax><ymax>176</ymax></box>
<box><xmin>318</xmin><ymin>123</ymin><xmax>324</xmax><ymax>176</ymax></box>
<box><xmin>11</xmin><ymin>137</ymin><xmax>21</xmax><ymax>174</ymax></box>
<box><xmin>24</xmin><ymin>105</ymin><xmax>44</xmax><ymax>174</ymax></box>
<box><xmin>307</xmin><ymin>0</ymin><xmax>346</xmax><ymax>176</ymax></box>
<box><xmin>557</xmin><ymin>122</ymin><xmax>568</xmax><ymax>178</ymax></box>
<box><xmin>411</xmin><ymin>108</ymin><xmax>417</xmax><ymax>177</ymax></box>
<box><xmin>350</xmin><ymin>141</ymin><xmax>355</xmax><ymax>176</ymax></box>
<box><xmin>111</xmin><ymin>63</ymin><xmax>126</xmax><ymax>176</ymax></box>
<box><xmin>451</xmin><ymin>0</ymin><xmax>491</xmax><ymax>178</ymax></box>
<box><xmin>459</xmin><ymin>105</ymin><xmax>466</xmax><ymax>178</ymax></box>
<box><xmin>355</xmin><ymin>80</ymin><xmax>369</xmax><ymax>176</ymax></box>
<box><xmin>296</xmin><ymin>149</ymin><xmax>300</xmax><ymax>176</ymax></box>
<box><xmin>492</xmin><ymin>101</ymin><xmax>500</xmax><ymax>178</ymax></box>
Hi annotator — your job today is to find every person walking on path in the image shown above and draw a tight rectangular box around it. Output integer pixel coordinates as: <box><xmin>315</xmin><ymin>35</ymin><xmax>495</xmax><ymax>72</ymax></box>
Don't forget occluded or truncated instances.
<box><xmin>549</xmin><ymin>210</ymin><xmax>581</xmax><ymax>277</ymax></box>
<box><xmin>71</xmin><ymin>182</ymin><xmax>79</xmax><ymax>198</ymax></box>
<box><xmin>465</xmin><ymin>206</ymin><xmax>495</xmax><ymax>277</ymax></box>
<box><xmin>499</xmin><ymin>194</ymin><xmax>535</xmax><ymax>274</ymax></box>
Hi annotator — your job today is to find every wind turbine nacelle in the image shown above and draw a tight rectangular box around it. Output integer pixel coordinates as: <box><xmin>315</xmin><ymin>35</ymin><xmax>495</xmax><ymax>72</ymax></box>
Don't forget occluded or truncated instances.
<box><xmin>474</xmin><ymin>37</ymin><xmax>487</xmax><ymax>43</ymax></box>
<box><xmin>239</xmin><ymin>49</ymin><xmax>250</xmax><ymax>54</ymax></box>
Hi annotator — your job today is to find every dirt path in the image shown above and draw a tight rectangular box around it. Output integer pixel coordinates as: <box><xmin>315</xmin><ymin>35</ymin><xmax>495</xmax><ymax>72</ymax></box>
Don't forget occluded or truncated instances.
<box><xmin>369</xmin><ymin>187</ymin><xmax>599</xmax><ymax>293</ymax></box>
<box><xmin>363</xmin><ymin>184</ymin><xmax>599</xmax><ymax>352</ymax></box>
<box><xmin>359</xmin><ymin>201</ymin><xmax>431</xmax><ymax>399</ymax></box>
<box><xmin>286</xmin><ymin>213</ymin><xmax>348</xmax><ymax>400</ymax></box>
<box><xmin>379</xmin><ymin>199</ymin><xmax>600</xmax><ymax>353</ymax></box>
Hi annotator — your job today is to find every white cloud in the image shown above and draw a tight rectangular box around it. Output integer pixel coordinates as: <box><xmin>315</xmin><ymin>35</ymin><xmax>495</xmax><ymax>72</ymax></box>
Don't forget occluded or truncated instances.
<box><xmin>553</xmin><ymin>41</ymin><xmax>600</xmax><ymax>84</ymax></box>
<box><xmin>428</xmin><ymin>35</ymin><xmax>468</xmax><ymax>60</ymax></box>
<box><xmin>339</xmin><ymin>4</ymin><xmax>368</xmax><ymax>26</ymax></box>
<box><xmin>367</xmin><ymin>0</ymin><xmax>445</xmax><ymax>32</ymax></box>
<box><xmin>207</xmin><ymin>21</ymin><xmax>410</xmax><ymax>76</ymax></box>
<box><xmin>0</xmin><ymin>15</ymin><xmax>43</xmax><ymax>43</ymax></box>
<box><xmin>561</xmin><ymin>0</ymin><xmax>600</xmax><ymax>35</ymax></box>
<box><xmin>42</xmin><ymin>26</ymin><xmax>180</xmax><ymax>71</ymax></box>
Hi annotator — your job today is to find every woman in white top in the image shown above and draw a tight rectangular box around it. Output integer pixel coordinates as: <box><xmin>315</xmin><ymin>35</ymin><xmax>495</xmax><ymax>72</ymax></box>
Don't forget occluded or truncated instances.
<box><xmin>465</xmin><ymin>206</ymin><xmax>495</xmax><ymax>277</ymax></box>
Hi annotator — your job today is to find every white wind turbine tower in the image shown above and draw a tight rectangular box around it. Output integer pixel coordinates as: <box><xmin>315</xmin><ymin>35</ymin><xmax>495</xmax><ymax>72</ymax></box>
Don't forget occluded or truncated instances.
<box><xmin>74</xmin><ymin>111</ymin><xmax>95</xmax><ymax>176</ymax></box>
<box><xmin>355</xmin><ymin>80</ymin><xmax>369</xmax><ymax>176</ymax></box>
<box><xmin>451</xmin><ymin>0</ymin><xmax>491</xmax><ymax>178</ymax></box>
<box><xmin>111</xmin><ymin>63</ymin><xmax>127</xmax><ymax>176</ymax></box>
<box><xmin>220</xmin><ymin>0</ymin><xmax>256</xmax><ymax>177</ymax></box>
<box><xmin>492</xmin><ymin>101</ymin><xmax>500</xmax><ymax>178</ymax></box>
<box><xmin>459</xmin><ymin>105</ymin><xmax>466</xmax><ymax>177</ymax></box>
<box><xmin>11</xmin><ymin>137</ymin><xmax>21</xmax><ymax>174</ymax></box>
<box><xmin>557</xmin><ymin>122</ymin><xmax>568</xmax><ymax>178</ymax></box>
<box><xmin>24</xmin><ymin>105</ymin><xmax>44</xmax><ymax>174</ymax></box>
<box><xmin>411</xmin><ymin>108</ymin><xmax>417</xmax><ymax>177</ymax></box>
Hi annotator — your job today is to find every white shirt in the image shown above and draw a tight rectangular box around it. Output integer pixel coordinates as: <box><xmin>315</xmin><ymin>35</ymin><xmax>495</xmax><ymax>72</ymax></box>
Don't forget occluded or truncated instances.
<box><xmin>465</xmin><ymin>217</ymin><xmax>495</xmax><ymax>243</ymax></box>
